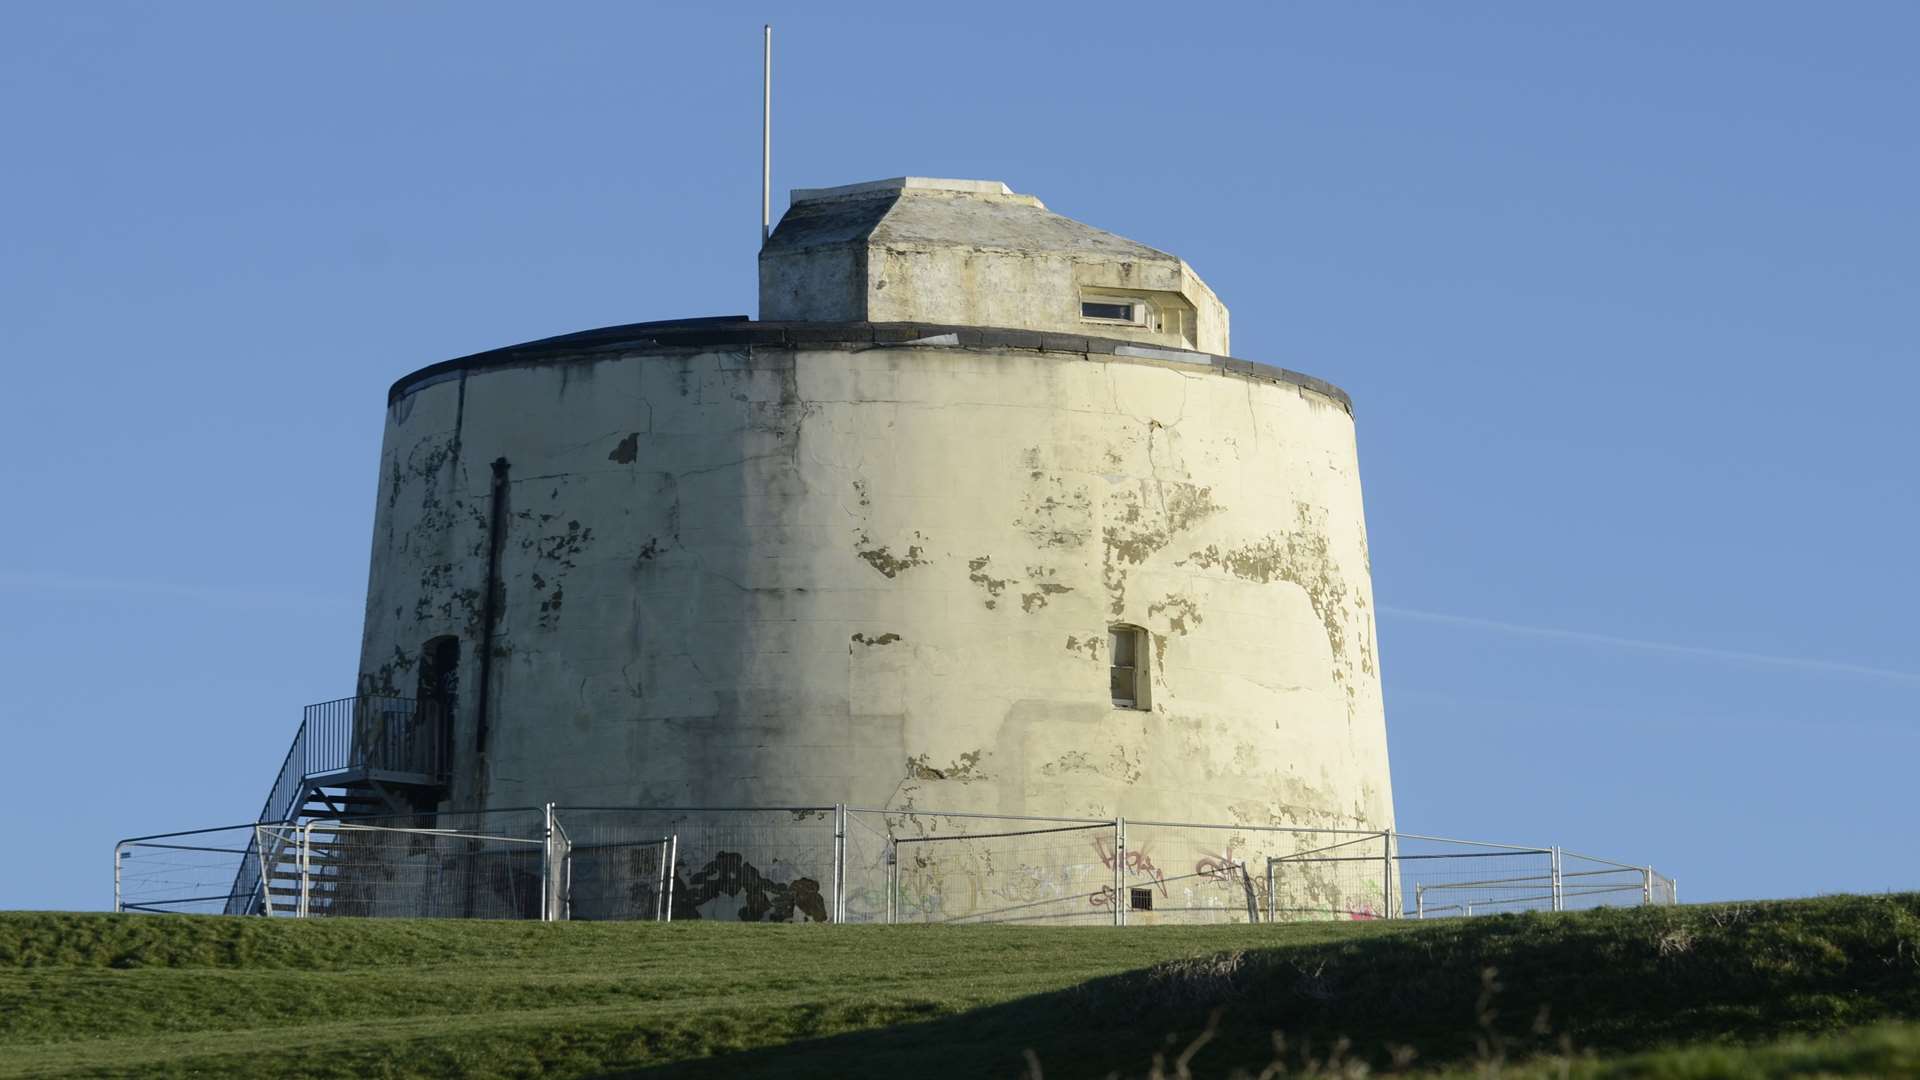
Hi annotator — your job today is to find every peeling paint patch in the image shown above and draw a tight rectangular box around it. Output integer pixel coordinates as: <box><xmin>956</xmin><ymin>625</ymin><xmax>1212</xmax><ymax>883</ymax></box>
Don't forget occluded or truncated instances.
<box><xmin>1039</xmin><ymin>750</ymin><xmax>1095</xmax><ymax>777</ymax></box>
<box><xmin>1018</xmin><ymin>565</ymin><xmax>1072</xmax><ymax>613</ymax></box>
<box><xmin>537</xmin><ymin>583</ymin><xmax>564</xmax><ymax>628</ymax></box>
<box><xmin>1014</xmin><ymin>474</ymin><xmax>1093</xmax><ymax>549</ymax></box>
<box><xmin>905</xmin><ymin>750</ymin><xmax>988</xmax><ymax>783</ymax></box>
<box><xmin>607</xmin><ymin>432</ymin><xmax>640</xmax><ymax>464</ymax></box>
<box><xmin>1064</xmin><ymin>634</ymin><xmax>1104</xmax><ymax>661</ymax></box>
<box><xmin>1107</xmin><ymin>743</ymin><xmax>1145</xmax><ymax>784</ymax></box>
<box><xmin>524</xmin><ymin>519</ymin><xmax>594</xmax><ymax>568</ymax></box>
<box><xmin>856</xmin><ymin>530</ymin><xmax>929</xmax><ymax>578</ymax></box>
<box><xmin>1178</xmin><ymin>504</ymin><xmax>1350</xmax><ymax>682</ymax></box>
<box><xmin>358</xmin><ymin>644</ymin><xmax>418</xmax><ymax>697</ymax></box>
<box><xmin>967</xmin><ymin>556</ymin><xmax>1008</xmax><ymax>609</ymax></box>
<box><xmin>516</xmin><ymin>518</ymin><xmax>595</xmax><ymax>631</ymax></box>
<box><xmin>1020</xmin><ymin>582</ymin><xmax>1072</xmax><ymax>613</ymax></box>
<box><xmin>850</xmin><ymin>632</ymin><xmax>902</xmax><ymax>648</ymax></box>
<box><xmin>1148</xmin><ymin>593</ymin><xmax>1203</xmax><ymax>635</ymax></box>
<box><xmin>1101</xmin><ymin>482</ymin><xmax>1221</xmax><ymax>617</ymax></box>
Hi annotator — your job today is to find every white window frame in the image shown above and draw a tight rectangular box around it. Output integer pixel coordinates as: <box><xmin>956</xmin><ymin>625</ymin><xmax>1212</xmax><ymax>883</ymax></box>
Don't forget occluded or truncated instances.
<box><xmin>1108</xmin><ymin>624</ymin><xmax>1150</xmax><ymax>710</ymax></box>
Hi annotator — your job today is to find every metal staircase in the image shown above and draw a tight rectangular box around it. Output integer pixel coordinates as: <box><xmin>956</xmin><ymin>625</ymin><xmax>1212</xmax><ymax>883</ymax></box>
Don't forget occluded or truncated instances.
<box><xmin>227</xmin><ymin>695</ymin><xmax>450</xmax><ymax>915</ymax></box>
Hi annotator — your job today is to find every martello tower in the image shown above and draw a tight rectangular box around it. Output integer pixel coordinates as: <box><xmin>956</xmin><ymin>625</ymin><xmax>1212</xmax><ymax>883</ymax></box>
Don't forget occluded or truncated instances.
<box><xmin>361</xmin><ymin>177</ymin><xmax>1393</xmax><ymax>833</ymax></box>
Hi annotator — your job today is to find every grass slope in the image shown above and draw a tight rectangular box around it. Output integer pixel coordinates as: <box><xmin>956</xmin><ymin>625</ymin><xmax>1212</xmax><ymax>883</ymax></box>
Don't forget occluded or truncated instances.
<box><xmin>1</xmin><ymin>894</ymin><xmax>1915</xmax><ymax>1078</ymax></box>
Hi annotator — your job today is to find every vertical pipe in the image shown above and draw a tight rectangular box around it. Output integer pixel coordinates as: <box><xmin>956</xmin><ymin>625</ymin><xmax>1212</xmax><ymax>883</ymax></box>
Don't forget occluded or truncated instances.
<box><xmin>1643</xmin><ymin>866</ymin><xmax>1653</xmax><ymax>906</ymax></box>
<box><xmin>887</xmin><ymin>843</ymin><xmax>897</xmax><ymax>925</ymax></box>
<box><xmin>1112</xmin><ymin>817</ymin><xmax>1125</xmax><ymax>927</ymax></box>
<box><xmin>761</xmin><ymin>24</ymin><xmax>771</xmax><ymax>244</ymax></box>
<box><xmin>474</xmin><ymin>458</ymin><xmax>510</xmax><ymax>756</ymax></box>
<box><xmin>113</xmin><ymin>843</ymin><xmax>124</xmax><ymax>914</ymax></box>
<box><xmin>1550</xmin><ymin>847</ymin><xmax>1564</xmax><ymax>913</ymax></box>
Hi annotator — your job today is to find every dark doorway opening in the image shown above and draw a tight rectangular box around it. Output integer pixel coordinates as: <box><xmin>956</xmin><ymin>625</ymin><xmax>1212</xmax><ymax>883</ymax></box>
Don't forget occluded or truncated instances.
<box><xmin>417</xmin><ymin>636</ymin><xmax>459</xmax><ymax>778</ymax></box>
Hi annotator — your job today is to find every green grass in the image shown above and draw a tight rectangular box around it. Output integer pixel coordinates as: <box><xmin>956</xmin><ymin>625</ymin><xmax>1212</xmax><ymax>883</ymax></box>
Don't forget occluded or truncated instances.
<box><xmin>2</xmin><ymin>894</ymin><xmax>1916</xmax><ymax>1078</ymax></box>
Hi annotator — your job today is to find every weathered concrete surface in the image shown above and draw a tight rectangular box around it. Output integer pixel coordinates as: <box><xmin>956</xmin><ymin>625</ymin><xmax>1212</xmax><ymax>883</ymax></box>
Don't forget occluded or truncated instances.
<box><xmin>362</xmin><ymin>338</ymin><xmax>1393</xmax><ymax>836</ymax></box>
<box><xmin>760</xmin><ymin>178</ymin><xmax>1229</xmax><ymax>354</ymax></box>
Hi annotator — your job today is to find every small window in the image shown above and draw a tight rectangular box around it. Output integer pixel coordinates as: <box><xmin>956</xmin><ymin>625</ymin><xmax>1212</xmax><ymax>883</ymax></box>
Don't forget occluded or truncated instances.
<box><xmin>1081</xmin><ymin>300</ymin><xmax>1138</xmax><ymax>322</ymax></box>
<box><xmin>1109</xmin><ymin>625</ymin><xmax>1149</xmax><ymax>709</ymax></box>
<box><xmin>1130</xmin><ymin>887</ymin><xmax>1153</xmax><ymax>911</ymax></box>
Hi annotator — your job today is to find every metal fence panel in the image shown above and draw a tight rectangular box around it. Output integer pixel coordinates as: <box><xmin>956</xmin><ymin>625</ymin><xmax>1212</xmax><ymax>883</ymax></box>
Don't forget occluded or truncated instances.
<box><xmin>115</xmin><ymin>826</ymin><xmax>261</xmax><ymax>915</ymax></box>
<box><xmin>844</xmin><ymin>809</ymin><xmax>1116</xmax><ymax>925</ymax></box>
<box><xmin>1117</xmin><ymin>820</ymin><xmax>1300</xmax><ymax>925</ymax></box>
<box><xmin>1386</xmin><ymin>834</ymin><xmax>1557</xmax><ymax>919</ymax></box>
<box><xmin>553</xmin><ymin>807</ymin><xmax>835</xmax><ymax>923</ymax></box>
<box><xmin>117</xmin><ymin>805</ymin><xmax>1679</xmax><ymax>924</ymax></box>
<box><xmin>295</xmin><ymin>820</ymin><xmax>544</xmax><ymax>919</ymax></box>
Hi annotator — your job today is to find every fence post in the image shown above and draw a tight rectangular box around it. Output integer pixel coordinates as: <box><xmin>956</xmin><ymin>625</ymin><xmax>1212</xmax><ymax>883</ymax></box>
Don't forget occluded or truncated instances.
<box><xmin>1113</xmin><ymin>816</ymin><xmax>1125</xmax><ymax>927</ymax></box>
<box><xmin>540</xmin><ymin>802</ymin><xmax>554</xmax><ymax>923</ymax></box>
<box><xmin>831</xmin><ymin>804</ymin><xmax>846</xmax><ymax>925</ymax></box>
<box><xmin>654</xmin><ymin>838</ymin><xmax>669</xmax><ymax>921</ymax></box>
<box><xmin>887</xmin><ymin>841</ymin><xmax>898</xmax><ymax>925</ymax></box>
<box><xmin>665</xmin><ymin>835</ymin><xmax>678</xmax><ymax>922</ymax></box>
<box><xmin>1381</xmin><ymin>828</ymin><xmax>1394</xmax><ymax>920</ymax></box>
<box><xmin>113</xmin><ymin>842</ymin><xmax>125</xmax><ymax>914</ymax></box>
<box><xmin>1550</xmin><ymin>846</ymin><xmax>1563</xmax><ymax>912</ymax></box>
<box><xmin>1265</xmin><ymin>857</ymin><xmax>1275</xmax><ymax>924</ymax></box>
<box><xmin>299</xmin><ymin>821</ymin><xmax>317</xmax><ymax>919</ymax></box>
<box><xmin>254</xmin><ymin>826</ymin><xmax>275</xmax><ymax>917</ymax></box>
<box><xmin>1642</xmin><ymin>866</ymin><xmax>1653</xmax><ymax>906</ymax></box>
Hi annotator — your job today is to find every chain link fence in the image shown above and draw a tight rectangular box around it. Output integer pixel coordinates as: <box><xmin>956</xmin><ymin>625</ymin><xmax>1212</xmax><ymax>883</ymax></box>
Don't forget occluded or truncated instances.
<box><xmin>116</xmin><ymin>804</ymin><xmax>1677</xmax><ymax>924</ymax></box>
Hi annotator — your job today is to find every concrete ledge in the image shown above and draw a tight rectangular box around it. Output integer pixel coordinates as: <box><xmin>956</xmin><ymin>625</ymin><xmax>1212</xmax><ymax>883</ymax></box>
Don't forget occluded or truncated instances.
<box><xmin>388</xmin><ymin>317</ymin><xmax>1354</xmax><ymax>414</ymax></box>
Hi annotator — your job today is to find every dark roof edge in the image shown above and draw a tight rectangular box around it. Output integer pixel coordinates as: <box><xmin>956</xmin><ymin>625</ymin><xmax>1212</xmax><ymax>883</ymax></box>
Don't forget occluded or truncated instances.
<box><xmin>388</xmin><ymin>317</ymin><xmax>1353</xmax><ymax>413</ymax></box>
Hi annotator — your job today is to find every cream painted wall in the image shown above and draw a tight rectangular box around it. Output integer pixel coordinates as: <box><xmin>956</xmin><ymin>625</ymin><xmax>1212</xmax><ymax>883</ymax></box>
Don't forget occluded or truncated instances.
<box><xmin>362</xmin><ymin>341</ymin><xmax>1392</xmax><ymax>850</ymax></box>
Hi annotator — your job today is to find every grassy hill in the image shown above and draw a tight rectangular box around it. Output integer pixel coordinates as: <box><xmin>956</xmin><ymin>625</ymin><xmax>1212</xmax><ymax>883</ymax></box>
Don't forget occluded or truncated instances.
<box><xmin>2</xmin><ymin>894</ymin><xmax>1916</xmax><ymax>1078</ymax></box>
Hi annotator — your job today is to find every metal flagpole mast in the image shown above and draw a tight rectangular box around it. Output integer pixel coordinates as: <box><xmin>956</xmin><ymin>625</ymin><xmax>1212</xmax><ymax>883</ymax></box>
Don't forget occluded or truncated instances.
<box><xmin>761</xmin><ymin>25</ymin><xmax>772</xmax><ymax>245</ymax></box>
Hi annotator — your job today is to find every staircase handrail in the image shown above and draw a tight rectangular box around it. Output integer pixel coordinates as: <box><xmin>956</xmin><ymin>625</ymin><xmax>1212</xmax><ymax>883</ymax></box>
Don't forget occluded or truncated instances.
<box><xmin>225</xmin><ymin>696</ymin><xmax>446</xmax><ymax>915</ymax></box>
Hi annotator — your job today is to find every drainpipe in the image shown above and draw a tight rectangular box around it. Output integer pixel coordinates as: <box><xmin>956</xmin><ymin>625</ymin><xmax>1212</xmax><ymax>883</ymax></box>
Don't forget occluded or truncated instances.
<box><xmin>474</xmin><ymin>457</ymin><xmax>510</xmax><ymax>755</ymax></box>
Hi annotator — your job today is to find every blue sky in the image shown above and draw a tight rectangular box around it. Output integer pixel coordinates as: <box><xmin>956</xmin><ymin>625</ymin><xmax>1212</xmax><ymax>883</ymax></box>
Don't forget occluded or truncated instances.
<box><xmin>1</xmin><ymin>2</ymin><xmax>1914</xmax><ymax>910</ymax></box>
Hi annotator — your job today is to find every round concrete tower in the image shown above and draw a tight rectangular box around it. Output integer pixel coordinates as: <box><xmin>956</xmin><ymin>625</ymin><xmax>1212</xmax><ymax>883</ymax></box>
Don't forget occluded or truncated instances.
<box><xmin>360</xmin><ymin>178</ymin><xmax>1392</xmax><ymax>842</ymax></box>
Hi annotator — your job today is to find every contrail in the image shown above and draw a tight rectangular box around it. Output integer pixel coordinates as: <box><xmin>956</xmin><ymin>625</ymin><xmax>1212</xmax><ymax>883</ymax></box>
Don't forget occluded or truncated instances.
<box><xmin>0</xmin><ymin>570</ymin><xmax>353</xmax><ymax>613</ymax></box>
<box><xmin>1378</xmin><ymin>604</ymin><xmax>1920</xmax><ymax>685</ymax></box>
